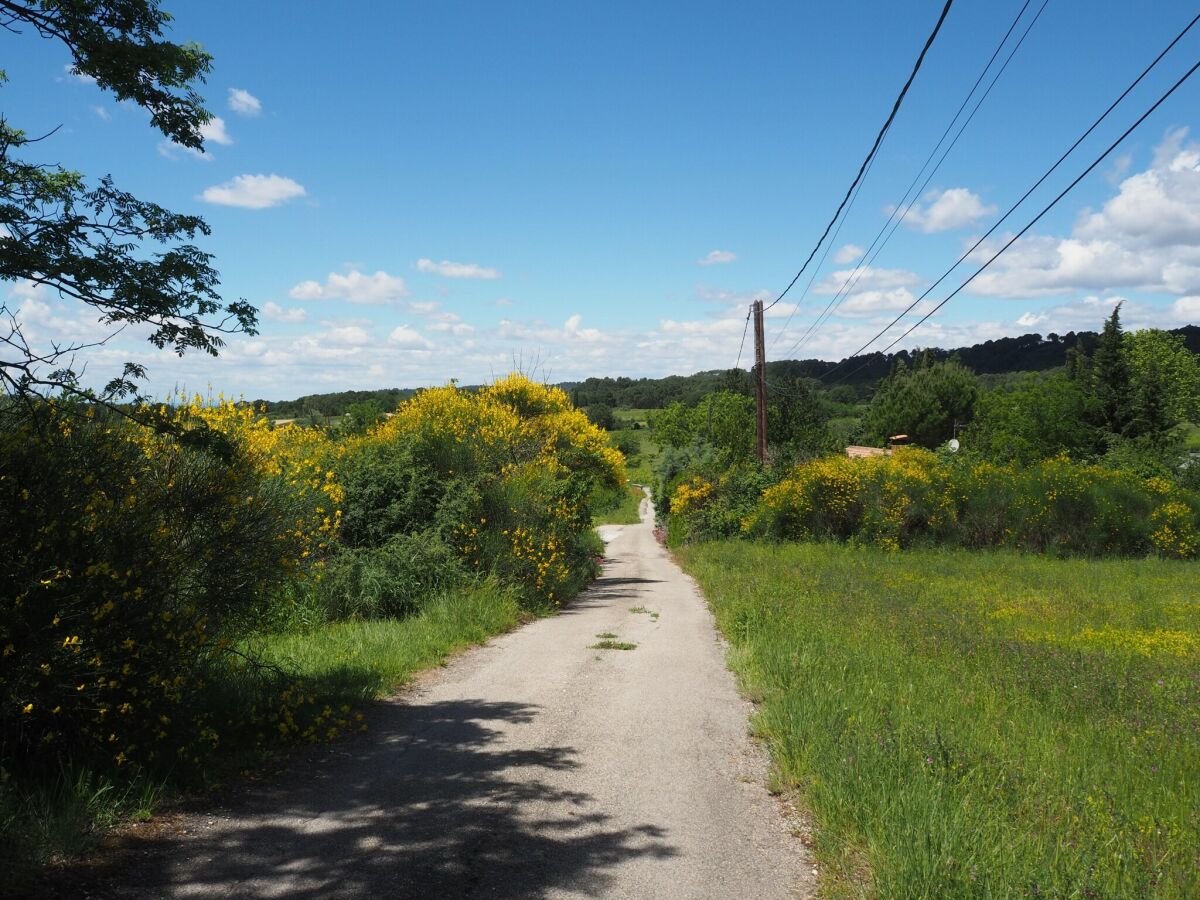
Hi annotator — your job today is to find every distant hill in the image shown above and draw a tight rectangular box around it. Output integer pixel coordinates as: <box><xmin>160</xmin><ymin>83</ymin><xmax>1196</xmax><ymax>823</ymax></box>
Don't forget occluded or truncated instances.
<box><xmin>265</xmin><ymin>325</ymin><xmax>1200</xmax><ymax>415</ymax></box>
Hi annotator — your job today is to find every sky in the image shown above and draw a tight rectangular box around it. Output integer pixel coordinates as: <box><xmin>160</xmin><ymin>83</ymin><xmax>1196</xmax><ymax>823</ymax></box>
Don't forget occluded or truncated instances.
<box><xmin>6</xmin><ymin>0</ymin><xmax>1200</xmax><ymax>399</ymax></box>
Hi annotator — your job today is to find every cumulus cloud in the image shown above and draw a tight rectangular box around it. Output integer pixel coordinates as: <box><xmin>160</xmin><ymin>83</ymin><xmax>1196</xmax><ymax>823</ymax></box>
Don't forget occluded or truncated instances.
<box><xmin>835</xmin><ymin>288</ymin><xmax>922</xmax><ymax>318</ymax></box>
<box><xmin>972</xmin><ymin>130</ymin><xmax>1200</xmax><ymax>298</ymax></box>
<box><xmin>288</xmin><ymin>270</ymin><xmax>408</xmax><ymax>304</ymax></box>
<box><xmin>388</xmin><ymin>325</ymin><xmax>434</xmax><ymax>349</ymax></box>
<box><xmin>200</xmin><ymin>117</ymin><xmax>234</xmax><ymax>146</ymax></box>
<box><xmin>415</xmin><ymin>258</ymin><xmax>501</xmax><ymax>279</ymax></box>
<box><xmin>698</xmin><ymin>250</ymin><xmax>737</xmax><ymax>265</ymax></box>
<box><xmin>201</xmin><ymin>174</ymin><xmax>306</xmax><ymax>209</ymax></box>
<box><xmin>1173</xmin><ymin>296</ymin><xmax>1200</xmax><ymax>320</ymax></box>
<box><xmin>813</xmin><ymin>266</ymin><xmax>922</xmax><ymax>295</ymax></box>
<box><xmin>833</xmin><ymin>244</ymin><xmax>865</xmax><ymax>264</ymax></box>
<box><xmin>326</xmin><ymin>325</ymin><xmax>372</xmax><ymax>346</ymax></box>
<box><xmin>900</xmin><ymin>187</ymin><xmax>996</xmax><ymax>233</ymax></box>
<box><xmin>1076</xmin><ymin>128</ymin><xmax>1200</xmax><ymax>247</ymax></box>
<box><xmin>405</xmin><ymin>300</ymin><xmax>475</xmax><ymax>335</ymax></box>
<box><xmin>228</xmin><ymin>88</ymin><xmax>262</xmax><ymax>116</ymax></box>
<box><xmin>262</xmin><ymin>301</ymin><xmax>307</xmax><ymax>323</ymax></box>
<box><xmin>158</xmin><ymin>117</ymin><xmax>234</xmax><ymax>161</ymax></box>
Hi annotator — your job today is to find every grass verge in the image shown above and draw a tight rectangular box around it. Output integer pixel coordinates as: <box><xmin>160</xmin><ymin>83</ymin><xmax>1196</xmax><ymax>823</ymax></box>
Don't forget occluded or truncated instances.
<box><xmin>678</xmin><ymin>541</ymin><xmax>1199</xmax><ymax>898</ymax></box>
<box><xmin>594</xmin><ymin>484</ymin><xmax>645</xmax><ymax>525</ymax></box>
<box><xmin>1</xmin><ymin>581</ymin><xmax>521</xmax><ymax>884</ymax></box>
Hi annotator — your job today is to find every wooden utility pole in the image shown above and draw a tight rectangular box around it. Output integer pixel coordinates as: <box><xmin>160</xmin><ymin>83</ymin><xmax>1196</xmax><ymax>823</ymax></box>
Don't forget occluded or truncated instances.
<box><xmin>752</xmin><ymin>299</ymin><xmax>767</xmax><ymax>464</ymax></box>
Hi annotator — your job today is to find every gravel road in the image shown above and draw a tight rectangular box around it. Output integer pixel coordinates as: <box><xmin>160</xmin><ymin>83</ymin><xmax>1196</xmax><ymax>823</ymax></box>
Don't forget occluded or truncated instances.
<box><xmin>100</xmin><ymin>492</ymin><xmax>813</xmax><ymax>898</ymax></box>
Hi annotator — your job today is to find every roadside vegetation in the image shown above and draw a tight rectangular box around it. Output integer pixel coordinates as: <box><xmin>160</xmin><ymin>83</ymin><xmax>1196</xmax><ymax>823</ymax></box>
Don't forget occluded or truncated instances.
<box><xmin>681</xmin><ymin>542</ymin><xmax>1199</xmax><ymax>897</ymax></box>
<box><xmin>656</xmin><ymin>305</ymin><xmax>1199</xmax><ymax>895</ymax></box>
<box><xmin>0</xmin><ymin>376</ymin><xmax>623</xmax><ymax>878</ymax></box>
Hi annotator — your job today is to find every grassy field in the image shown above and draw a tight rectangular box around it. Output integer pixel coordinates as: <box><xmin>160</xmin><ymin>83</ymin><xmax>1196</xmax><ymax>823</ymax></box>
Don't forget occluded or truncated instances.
<box><xmin>678</xmin><ymin>541</ymin><xmax>1199</xmax><ymax>898</ymax></box>
<box><xmin>2</xmin><ymin>583</ymin><xmax>521</xmax><ymax>879</ymax></box>
<box><xmin>610</xmin><ymin>417</ymin><xmax>660</xmax><ymax>485</ymax></box>
<box><xmin>594</xmin><ymin>484</ymin><xmax>645</xmax><ymax>525</ymax></box>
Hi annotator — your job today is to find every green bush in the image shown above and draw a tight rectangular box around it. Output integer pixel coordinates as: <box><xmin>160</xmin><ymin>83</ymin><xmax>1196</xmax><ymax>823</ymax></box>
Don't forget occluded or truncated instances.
<box><xmin>0</xmin><ymin>407</ymin><xmax>317</xmax><ymax>771</ymax></box>
<box><xmin>747</xmin><ymin>449</ymin><xmax>1200</xmax><ymax>559</ymax></box>
<box><xmin>337</xmin><ymin>435</ymin><xmax>441</xmax><ymax>549</ymax></box>
<box><xmin>304</xmin><ymin>532</ymin><xmax>467</xmax><ymax>621</ymax></box>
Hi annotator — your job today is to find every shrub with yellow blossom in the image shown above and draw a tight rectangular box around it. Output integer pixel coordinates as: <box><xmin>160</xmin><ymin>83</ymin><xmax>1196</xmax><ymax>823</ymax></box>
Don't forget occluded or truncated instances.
<box><xmin>0</xmin><ymin>400</ymin><xmax>339</xmax><ymax>772</ymax></box>
<box><xmin>337</xmin><ymin>374</ymin><xmax>625</xmax><ymax>606</ymax></box>
<box><xmin>746</xmin><ymin>449</ymin><xmax>1200</xmax><ymax>558</ymax></box>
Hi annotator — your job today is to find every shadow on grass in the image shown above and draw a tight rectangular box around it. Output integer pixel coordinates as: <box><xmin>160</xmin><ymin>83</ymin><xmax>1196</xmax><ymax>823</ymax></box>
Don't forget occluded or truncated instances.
<box><xmin>67</xmin><ymin>699</ymin><xmax>676</xmax><ymax>898</ymax></box>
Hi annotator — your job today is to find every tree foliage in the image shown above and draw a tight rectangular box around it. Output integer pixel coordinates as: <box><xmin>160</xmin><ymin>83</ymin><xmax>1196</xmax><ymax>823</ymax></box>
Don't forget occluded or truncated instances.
<box><xmin>969</xmin><ymin>372</ymin><xmax>1099</xmax><ymax>464</ymax></box>
<box><xmin>1</xmin><ymin>0</ymin><xmax>254</xmax><ymax>407</ymax></box>
<box><xmin>1124</xmin><ymin>328</ymin><xmax>1200</xmax><ymax>426</ymax></box>
<box><xmin>863</xmin><ymin>358</ymin><xmax>979</xmax><ymax>449</ymax></box>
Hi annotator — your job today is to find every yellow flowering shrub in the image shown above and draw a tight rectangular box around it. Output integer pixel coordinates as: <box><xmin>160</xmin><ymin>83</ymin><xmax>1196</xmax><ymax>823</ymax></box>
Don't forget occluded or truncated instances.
<box><xmin>747</xmin><ymin>450</ymin><xmax>1200</xmax><ymax>559</ymax></box>
<box><xmin>339</xmin><ymin>374</ymin><xmax>625</xmax><ymax>606</ymax></box>
<box><xmin>670</xmin><ymin>477</ymin><xmax>713</xmax><ymax>515</ymax></box>
<box><xmin>0</xmin><ymin>402</ymin><xmax>339</xmax><ymax>772</ymax></box>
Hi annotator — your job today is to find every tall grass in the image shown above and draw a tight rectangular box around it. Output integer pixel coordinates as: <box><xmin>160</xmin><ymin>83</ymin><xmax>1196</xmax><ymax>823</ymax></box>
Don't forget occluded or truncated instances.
<box><xmin>679</xmin><ymin>541</ymin><xmax>1200</xmax><ymax>897</ymax></box>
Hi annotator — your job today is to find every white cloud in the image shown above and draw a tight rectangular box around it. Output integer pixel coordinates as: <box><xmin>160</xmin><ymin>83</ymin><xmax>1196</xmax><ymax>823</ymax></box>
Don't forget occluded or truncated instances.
<box><xmin>228</xmin><ymin>88</ymin><xmax>262</xmax><ymax>117</ymax></box>
<box><xmin>63</xmin><ymin>64</ymin><xmax>96</xmax><ymax>85</ymax></box>
<box><xmin>92</xmin><ymin>106</ymin><xmax>110</xmax><ymax>121</ymax></box>
<box><xmin>288</xmin><ymin>270</ymin><xmax>408</xmax><ymax>304</ymax></box>
<box><xmin>388</xmin><ymin>325</ymin><xmax>434</xmax><ymax>349</ymax></box>
<box><xmin>495</xmin><ymin>298</ymin><xmax>515</xmax><ymax>307</ymax></box>
<box><xmin>405</xmin><ymin>300</ymin><xmax>476</xmax><ymax>335</ymax></box>
<box><xmin>972</xmin><ymin>130</ymin><xmax>1200</xmax><ymax>298</ymax></box>
<box><xmin>1016</xmin><ymin>312</ymin><xmax>1048</xmax><ymax>328</ymax></box>
<box><xmin>9</xmin><ymin>279</ymin><xmax>45</xmax><ymax>302</ymax></box>
<box><xmin>158</xmin><ymin>116</ymin><xmax>234</xmax><ymax>161</ymax></box>
<box><xmin>814</xmin><ymin>266</ymin><xmax>922</xmax><ymax>295</ymax></box>
<box><xmin>415</xmin><ymin>258</ymin><xmax>501</xmax><ymax>279</ymax></box>
<box><xmin>262</xmin><ymin>301</ymin><xmax>307</xmax><ymax>323</ymax></box>
<box><xmin>833</xmin><ymin>243</ymin><xmax>865</xmax><ymax>264</ymax></box>
<box><xmin>1076</xmin><ymin>128</ymin><xmax>1200</xmax><ymax>248</ymax></box>
<box><xmin>201</xmin><ymin>174</ymin><xmax>306</xmax><ymax>209</ymax></box>
<box><xmin>327</xmin><ymin>325</ymin><xmax>372</xmax><ymax>346</ymax></box>
<box><xmin>900</xmin><ymin>187</ymin><xmax>996</xmax><ymax>233</ymax></box>
<box><xmin>1173</xmin><ymin>296</ymin><xmax>1200</xmax><ymax>320</ymax></box>
<box><xmin>698</xmin><ymin>249</ymin><xmax>737</xmax><ymax>265</ymax></box>
<box><xmin>836</xmin><ymin>288</ymin><xmax>921</xmax><ymax>318</ymax></box>
<box><xmin>199</xmin><ymin>116</ymin><xmax>233</xmax><ymax>146</ymax></box>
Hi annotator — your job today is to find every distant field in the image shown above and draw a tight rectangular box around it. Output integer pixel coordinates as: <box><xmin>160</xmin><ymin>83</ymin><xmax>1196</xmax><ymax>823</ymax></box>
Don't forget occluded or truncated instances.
<box><xmin>593</xmin><ymin>484</ymin><xmax>645</xmax><ymax>525</ymax></box>
<box><xmin>612</xmin><ymin>407</ymin><xmax>654</xmax><ymax>427</ymax></box>
<box><xmin>1178</xmin><ymin>421</ymin><xmax>1200</xmax><ymax>451</ymax></box>
<box><xmin>679</xmin><ymin>542</ymin><xmax>1199</xmax><ymax>898</ymax></box>
<box><xmin>610</xmin><ymin>411</ymin><xmax>660</xmax><ymax>484</ymax></box>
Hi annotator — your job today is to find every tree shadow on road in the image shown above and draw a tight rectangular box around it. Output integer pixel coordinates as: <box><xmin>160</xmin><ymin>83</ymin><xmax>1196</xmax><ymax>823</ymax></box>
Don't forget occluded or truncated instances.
<box><xmin>73</xmin><ymin>699</ymin><xmax>677</xmax><ymax>898</ymax></box>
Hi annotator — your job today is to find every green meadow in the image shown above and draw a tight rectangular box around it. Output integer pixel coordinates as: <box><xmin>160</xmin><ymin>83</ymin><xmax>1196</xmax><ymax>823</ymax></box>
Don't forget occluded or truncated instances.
<box><xmin>679</xmin><ymin>541</ymin><xmax>1199</xmax><ymax>897</ymax></box>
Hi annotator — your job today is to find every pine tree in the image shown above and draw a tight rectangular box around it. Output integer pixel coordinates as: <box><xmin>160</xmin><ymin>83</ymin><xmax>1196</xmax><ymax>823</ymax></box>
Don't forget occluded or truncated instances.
<box><xmin>1091</xmin><ymin>304</ymin><xmax>1132</xmax><ymax>435</ymax></box>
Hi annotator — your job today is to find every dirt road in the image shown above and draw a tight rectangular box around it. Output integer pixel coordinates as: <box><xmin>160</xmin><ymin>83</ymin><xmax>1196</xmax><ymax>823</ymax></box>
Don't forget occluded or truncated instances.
<box><xmin>106</xmin><ymin>493</ymin><xmax>812</xmax><ymax>898</ymax></box>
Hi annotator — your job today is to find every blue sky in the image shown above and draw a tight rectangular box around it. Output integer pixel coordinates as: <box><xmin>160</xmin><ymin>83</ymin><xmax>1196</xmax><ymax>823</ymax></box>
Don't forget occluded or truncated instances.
<box><xmin>6</xmin><ymin>0</ymin><xmax>1200</xmax><ymax>398</ymax></box>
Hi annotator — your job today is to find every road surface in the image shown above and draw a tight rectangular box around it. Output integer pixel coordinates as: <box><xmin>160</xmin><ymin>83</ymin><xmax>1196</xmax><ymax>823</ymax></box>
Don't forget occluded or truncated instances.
<box><xmin>103</xmin><ymin>492</ymin><xmax>813</xmax><ymax>898</ymax></box>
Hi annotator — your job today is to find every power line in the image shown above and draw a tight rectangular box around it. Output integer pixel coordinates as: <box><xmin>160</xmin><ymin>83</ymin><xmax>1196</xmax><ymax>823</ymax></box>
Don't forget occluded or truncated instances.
<box><xmin>776</xmin><ymin>0</ymin><xmax>1047</xmax><ymax>358</ymax></box>
<box><xmin>819</xmin><ymin>10</ymin><xmax>1200</xmax><ymax>382</ymax></box>
<box><xmin>827</xmin><ymin>50</ymin><xmax>1200</xmax><ymax>386</ymax></box>
<box><xmin>733</xmin><ymin>307</ymin><xmax>751</xmax><ymax>370</ymax></box>
<box><xmin>764</xmin><ymin>0</ymin><xmax>955</xmax><ymax>312</ymax></box>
